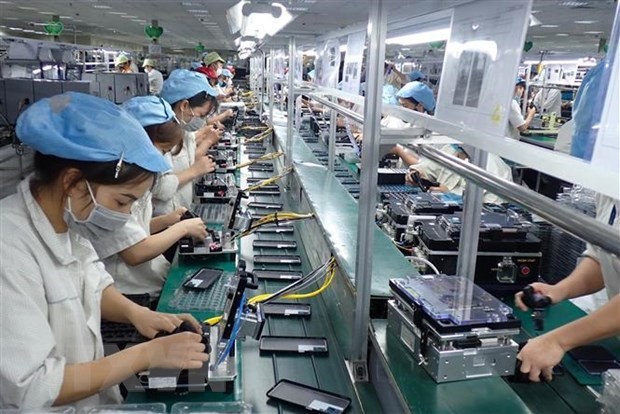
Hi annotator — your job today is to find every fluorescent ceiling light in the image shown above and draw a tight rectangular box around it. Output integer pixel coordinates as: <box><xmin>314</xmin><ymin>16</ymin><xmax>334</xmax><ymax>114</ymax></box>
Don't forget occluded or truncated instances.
<box><xmin>9</xmin><ymin>27</ymin><xmax>23</xmax><ymax>31</ymax></box>
<box><xmin>188</xmin><ymin>9</ymin><xmax>209</xmax><ymax>13</ymax></box>
<box><xmin>541</xmin><ymin>24</ymin><xmax>559</xmax><ymax>28</ymax></box>
<box><xmin>39</xmin><ymin>12</ymin><xmax>55</xmax><ymax>15</ymax></box>
<box><xmin>523</xmin><ymin>58</ymin><xmax>597</xmax><ymax>65</ymax></box>
<box><xmin>60</xmin><ymin>16</ymin><xmax>73</xmax><ymax>19</ymax></box>
<box><xmin>121</xmin><ymin>15</ymin><xmax>139</xmax><ymax>18</ymax></box>
<box><xmin>18</xmin><ymin>6</ymin><xmax>37</xmax><ymax>10</ymax></box>
<box><xmin>4</xmin><ymin>17</ymin><xmax>19</xmax><ymax>20</ymax></box>
<box><xmin>584</xmin><ymin>31</ymin><xmax>603</xmax><ymax>34</ymax></box>
<box><xmin>533</xmin><ymin>35</ymin><xmax>546</xmax><ymax>38</ymax></box>
<box><xmin>556</xmin><ymin>33</ymin><xmax>569</xmax><ymax>36</ymax></box>
<box><xmin>559</xmin><ymin>1</ymin><xmax>588</xmax><ymax>6</ymax></box>
<box><xmin>386</xmin><ymin>28</ymin><xmax>450</xmax><ymax>46</ymax></box>
<box><xmin>108</xmin><ymin>12</ymin><xmax>127</xmax><ymax>15</ymax></box>
<box><xmin>575</xmin><ymin>20</ymin><xmax>597</xmax><ymax>24</ymax></box>
<box><xmin>23</xmin><ymin>29</ymin><xmax>35</xmax><ymax>33</ymax></box>
<box><xmin>93</xmin><ymin>5</ymin><xmax>111</xmax><ymax>9</ymax></box>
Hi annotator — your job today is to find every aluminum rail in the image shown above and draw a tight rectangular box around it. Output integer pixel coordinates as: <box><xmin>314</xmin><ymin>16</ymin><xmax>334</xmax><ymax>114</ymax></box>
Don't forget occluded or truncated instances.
<box><xmin>307</xmin><ymin>93</ymin><xmax>364</xmax><ymax>124</ymax></box>
<box><xmin>415</xmin><ymin>144</ymin><xmax>620</xmax><ymax>256</ymax></box>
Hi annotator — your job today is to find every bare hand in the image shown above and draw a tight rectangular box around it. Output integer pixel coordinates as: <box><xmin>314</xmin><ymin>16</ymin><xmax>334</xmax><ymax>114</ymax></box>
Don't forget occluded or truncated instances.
<box><xmin>180</xmin><ymin>217</ymin><xmax>208</xmax><ymax>240</ymax></box>
<box><xmin>129</xmin><ymin>307</ymin><xmax>201</xmax><ymax>339</ymax></box>
<box><xmin>517</xmin><ymin>335</ymin><xmax>565</xmax><ymax>382</ymax></box>
<box><xmin>192</xmin><ymin>156</ymin><xmax>216</xmax><ymax>176</ymax></box>
<box><xmin>514</xmin><ymin>282</ymin><xmax>562</xmax><ymax>311</ymax></box>
<box><xmin>222</xmin><ymin>109</ymin><xmax>234</xmax><ymax>119</ymax></box>
<box><xmin>146</xmin><ymin>332</ymin><xmax>209</xmax><ymax>370</ymax></box>
<box><xmin>166</xmin><ymin>207</ymin><xmax>187</xmax><ymax>227</ymax></box>
<box><xmin>527</xmin><ymin>106</ymin><xmax>537</xmax><ymax>117</ymax></box>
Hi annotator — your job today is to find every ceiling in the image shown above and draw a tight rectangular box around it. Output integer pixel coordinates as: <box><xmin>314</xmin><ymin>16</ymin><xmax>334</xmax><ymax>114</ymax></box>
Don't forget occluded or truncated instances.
<box><xmin>0</xmin><ymin>0</ymin><xmax>617</xmax><ymax>59</ymax></box>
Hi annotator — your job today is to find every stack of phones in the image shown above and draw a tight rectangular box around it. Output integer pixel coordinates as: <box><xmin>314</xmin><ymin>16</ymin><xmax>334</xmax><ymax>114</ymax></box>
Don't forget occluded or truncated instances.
<box><xmin>267</xmin><ymin>380</ymin><xmax>351</xmax><ymax>413</ymax></box>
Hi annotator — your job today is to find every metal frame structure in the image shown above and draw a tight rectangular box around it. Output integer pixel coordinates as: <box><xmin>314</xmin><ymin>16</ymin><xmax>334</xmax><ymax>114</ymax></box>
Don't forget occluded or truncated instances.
<box><xmin>253</xmin><ymin>0</ymin><xmax>619</xmax><ymax>384</ymax></box>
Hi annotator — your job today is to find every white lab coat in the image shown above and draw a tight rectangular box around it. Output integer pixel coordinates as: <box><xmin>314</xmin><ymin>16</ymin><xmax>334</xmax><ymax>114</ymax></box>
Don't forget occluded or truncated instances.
<box><xmin>147</xmin><ymin>69</ymin><xmax>164</xmax><ymax>96</ymax></box>
<box><xmin>88</xmin><ymin>192</ymin><xmax>170</xmax><ymax>296</ymax></box>
<box><xmin>507</xmin><ymin>99</ymin><xmax>526</xmax><ymax>140</ymax></box>
<box><xmin>152</xmin><ymin>130</ymin><xmax>196</xmax><ymax>215</ymax></box>
<box><xmin>533</xmin><ymin>88</ymin><xmax>562</xmax><ymax>116</ymax></box>
<box><xmin>584</xmin><ymin>195</ymin><xmax>620</xmax><ymax>301</ymax></box>
<box><xmin>0</xmin><ymin>179</ymin><xmax>122</xmax><ymax>409</ymax></box>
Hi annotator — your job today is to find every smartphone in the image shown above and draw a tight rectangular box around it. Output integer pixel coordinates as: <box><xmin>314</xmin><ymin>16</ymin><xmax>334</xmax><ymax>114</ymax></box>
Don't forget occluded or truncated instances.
<box><xmin>266</xmin><ymin>379</ymin><xmax>351</xmax><ymax>413</ymax></box>
<box><xmin>578</xmin><ymin>360</ymin><xmax>620</xmax><ymax>375</ymax></box>
<box><xmin>262</xmin><ymin>303</ymin><xmax>311</xmax><ymax>317</ymax></box>
<box><xmin>253</xmin><ymin>240</ymin><xmax>297</xmax><ymax>250</ymax></box>
<box><xmin>182</xmin><ymin>268</ymin><xmax>223</xmax><ymax>290</ymax></box>
<box><xmin>254</xmin><ymin>269</ymin><xmax>303</xmax><ymax>280</ymax></box>
<box><xmin>254</xmin><ymin>255</ymin><xmax>301</xmax><ymax>265</ymax></box>
<box><xmin>259</xmin><ymin>336</ymin><xmax>328</xmax><ymax>354</ymax></box>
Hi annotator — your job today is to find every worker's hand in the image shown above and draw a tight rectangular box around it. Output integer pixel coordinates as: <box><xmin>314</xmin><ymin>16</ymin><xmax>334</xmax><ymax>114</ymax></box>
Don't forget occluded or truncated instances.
<box><xmin>195</xmin><ymin>125</ymin><xmax>219</xmax><ymax>147</ymax></box>
<box><xmin>145</xmin><ymin>332</ymin><xmax>209</xmax><ymax>370</ymax></box>
<box><xmin>129</xmin><ymin>306</ymin><xmax>201</xmax><ymax>339</ymax></box>
<box><xmin>215</xmin><ymin>121</ymin><xmax>225</xmax><ymax>130</ymax></box>
<box><xmin>222</xmin><ymin>109</ymin><xmax>234</xmax><ymax>120</ymax></box>
<box><xmin>165</xmin><ymin>207</ymin><xmax>188</xmax><ymax>227</ymax></box>
<box><xmin>192</xmin><ymin>155</ymin><xmax>216</xmax><ymax>176</ymax></box>
<box><xmin>390</xmin><ymin>145</ymin><xmax>401</xmax><ymax>156</ymax></box>
<box><xmin>177</xmin><ymin>217</ymin><xmax>208</xmax><ymax>241</ymax></box>
<box><xmin>527</xmin><ymin>105</ymin><xmax>537</xmax><ymax>118</ymax></box>
<box><xmin>517</xmin><ymin>334</ymin><xmax>565</xmax><ymax>382</ymax></box>
<box><xmin>405</xmin><ymin>168</ymin><xmax>425</xmax><ymax>185</ymax></box>
<box><xmin>514</xmin><ymin>282</ymin><xmax>563</xmax><ymax>311</ymax></box>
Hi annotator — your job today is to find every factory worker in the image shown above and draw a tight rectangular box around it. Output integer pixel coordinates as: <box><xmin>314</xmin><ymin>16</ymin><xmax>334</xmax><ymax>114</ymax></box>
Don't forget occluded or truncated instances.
<box><xmin>532</xmin><ymin>87</ymin><xmax>562</xmax><ymax>117</ymax></box>
<box><xmin>507</xmin><ymin>77</ymin><xmax>537</xmax><ymax>140</ymax></box>
<box><xmin>515</xmin><ymin>60</ymin><xmax>620</xmax><ymax>382</ymax></box>
<box><xmin>86</xmin><ymin>96</ymin><xmax>208</xmax><ymax>295</ymax></box>
<box><xmin>143</xmin><ymin>58</ymin><xmax>164</xmax><ymax>96</ymax></box>
<box><xmin>115</xmin><ymin>54</ymin><xmax>133</xmax><ymax>73</ymax></box>
<box><xmin>155</xmin><ymin>69</ymin><xmax>219</xmax><ymax>214</ymax></box>
<box><xmin>217</xmin><ymin>68</ymin><xmax>235</xmax><ymax>98</ymax></box>
<box><xmin>195</xmin><ymin>66</ymin><xmax>236</xmax><ymax>125</ymax></box>
<box><xmin>203</xmin><ymin>51</ymin><xmax>225</xmax><ymax>75</ymax></box>
<box><xmin>0</xmin><ymin>93</ymin><xmax>208</xmax><ymax>410</ymax></box>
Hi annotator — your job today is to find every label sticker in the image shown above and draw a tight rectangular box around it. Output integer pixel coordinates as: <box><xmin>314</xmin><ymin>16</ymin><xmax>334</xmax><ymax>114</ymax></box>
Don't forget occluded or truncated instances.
<box><xmin>148</xmin><ymin>376</ymin><xmax>177</xmax><ymax>389</ymax></box>
<box><xmin>307</xmin><ymin>399</ymin><xmax>344</xmax><ymax>413</ymax></box>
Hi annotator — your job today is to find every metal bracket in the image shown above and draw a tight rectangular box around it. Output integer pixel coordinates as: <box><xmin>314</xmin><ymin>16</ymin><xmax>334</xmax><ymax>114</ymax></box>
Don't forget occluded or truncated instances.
<box><xmin>351</xmin><ymin>359</ymin><xmax>369</xmax><ymax>382</ymax></box>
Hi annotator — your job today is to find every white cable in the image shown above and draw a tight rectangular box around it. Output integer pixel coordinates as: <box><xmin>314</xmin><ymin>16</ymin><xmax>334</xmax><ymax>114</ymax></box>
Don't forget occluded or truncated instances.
<box><xmin>406</xmin><ymin>256</ymin><xmax>440</xmax><ymax>275</ymax></box>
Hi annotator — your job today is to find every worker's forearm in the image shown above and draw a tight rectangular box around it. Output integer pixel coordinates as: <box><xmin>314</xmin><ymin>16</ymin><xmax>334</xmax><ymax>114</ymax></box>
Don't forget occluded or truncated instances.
<box><xmin>120</xmin><ymin>225</ymin><xmax>187</xmax><ymax>266</ymax></box>
<box><xmin>174</xmin><ymin>165</ymin><xmax>201</xmax><ymax>188</ymax></box>
<box><xmin>395</xmin><ymin>146</ymin><xmax>420</xmax><ymax>167</ymax></box>
<box><xmin>100</xmin><ymin>285</ymin><xmax>144</xmax><ymax>324</ymax></box>
<box><xmin>54</xmin><ymin>344</ymin><xmax>149</xmax><ymax>406</ymax></box>
<box><xmin>208</xmin><ymin>112</ymin><xmax>227</xmax><ymax>124</ymax></box>
<box><xmin>553</xmin><ymin>257</ymin><xmax>605</xmax><ymax>301</ymax></box>
<box><xmin>549</xmin><ymin>294</ymin><xmax>620</xmax><ymax>352</ymax></box>
<box><xmin>150</xmin><ymin>215</ymin><xmax>172</xmax><ymax>234</ymax></box>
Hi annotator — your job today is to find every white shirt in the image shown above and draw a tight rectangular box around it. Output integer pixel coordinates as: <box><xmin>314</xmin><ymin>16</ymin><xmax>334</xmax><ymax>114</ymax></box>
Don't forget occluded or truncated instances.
<box><xmin>507</xmin><ymin>99</ymin><xmax>526</xmax><ymax>140</ymax></box>
<box><xmin>583</xmin><ymin>195</ymin><xmax>620</xmax><ymax>301</ymax></box>
<box><xmin>554</xmin><ymin>119</ymin><xmax>574</xmax><ymax>155</ymax></box>
<box><xmin>152</xmin><ymin>130</ymin><xmax>196</xmax><ymax>215</ymax></box>
<box><xmin>0</xmin><ymin>179</ymin><xmax>122</xmax><ymax>409</ymax></box>
<box><xmin>89</xmin><ymin>192</ymin><xmax>170</xmax><ymax>296</ymax></box>
<box><xmin>533</xmin><ymin>88</ymin><xmax>562</xmax><ymax>116</ymax></box>
<box><xmin>147</xmin><ymin>69</ymin><xmax>164</xmax><ymax>95</ymax></box>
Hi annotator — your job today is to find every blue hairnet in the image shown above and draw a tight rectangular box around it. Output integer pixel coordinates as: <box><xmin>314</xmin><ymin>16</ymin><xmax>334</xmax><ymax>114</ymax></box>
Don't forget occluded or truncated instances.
<box><xmin>122</xmin><ymin>96</ymin><xmax>176</xmax><ymax>128</ymax></box>
<box><xmin>408</xmin><ymin>70</ymin><xmax>426</xmax><ymax>82</ymax></box>
<box><xmin>571</xmin><ymin>60</ymin><xmax>606</xmax><ymax>161</ymax></box>
<box><xmin>16</xmin><ymin>92</ymin><xmax>169</xmax><ymax>173</ymax></box>
<box><xmin>382</xmin><ymin>84</ymin><xmax>399</xmax><ymax>105</ymax></box>
<box><xmin>220</xmin><ymin>68</ymin><xmax>233</xmax><ymax>78</ymax></box>
<box><xmin>161</xmin><ymin>69</ymin><xmax>219</xmax><ymax>105</ymax></box>
<box><xmin>396</xmin><ymin>81</ymin><xmax>436</xmax><ymax>112</ymax></box>
<box><xmin>515</xmin><ymin>77</ymin><xmax>526</xmax><ymax>86</ymax></box>
<box><xmin>190</xmin><ymin>61</ymin><xmax>202</xmax><ymax>70</ymax></box>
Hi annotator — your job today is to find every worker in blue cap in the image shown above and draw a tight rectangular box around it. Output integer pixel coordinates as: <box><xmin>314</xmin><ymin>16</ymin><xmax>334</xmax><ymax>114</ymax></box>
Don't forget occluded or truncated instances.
<box><xmin>507</xmin><ymin>77</ymin><xmax>537</xmax><ymax>140</ymax></box>
<box><xmin>396</xmin><ymin>80</ymin><xmax>436</xmax><ymax>114</ymax></box>
<box><xmin>155</xmin><ymin>69</ymin><xmax>220</xmax><ymax>215</ymax></box>
<box><xmin>217</xmin><ymin>68</ymin><xmax>235</xmax><ymax>101</ymax></box>
<box><xmin>84</xmin><ymin>96</ymin><xmax>208</xmax><ymax>296</ymax></box>
<box><xmin>0</xmin><ymin>92</ymin><xmax>208</xmax><ymax>410</ymax></box>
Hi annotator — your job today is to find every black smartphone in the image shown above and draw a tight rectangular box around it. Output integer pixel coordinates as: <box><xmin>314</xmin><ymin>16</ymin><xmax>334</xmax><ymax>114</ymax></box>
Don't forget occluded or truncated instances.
<box><xmin>254</xmin><ymin>269</ymin><xmax>303</xmax><ymax>280</ymax></box>
<box><xmin>260</xmin><ymin>336</ymin><xmax>328</xmax><ymax>354</ymax></box>
<box><xmin>263</xmin><ymin>303</ymin><xmax>311</xmax><ymax>317</ymax></box>
<box><xmin>266</xmin><ymin>379</ymin><xmax>351</xmax><ymax>413</ymax></box>
<box><xmin>253</xmin><ymin>240</ymin><xmax>297</xmax><ymax>250</ymax></box>
<box><xmin>182</xmin><ymin>268</ymin><xmax>223</xmax><ymax>290</ymax></box>
<box><xmin>254</xmin><ymin>255</ymin><xmax>301</xmax><ymax>265</ymax></box>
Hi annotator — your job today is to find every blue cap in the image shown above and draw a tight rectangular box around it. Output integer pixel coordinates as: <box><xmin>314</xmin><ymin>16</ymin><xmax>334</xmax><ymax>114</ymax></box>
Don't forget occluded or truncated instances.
<box><xmin>515</xmin><ymin>77</ymin><xmax>526</xmax><ymax>86</ymax></box>
<box><xmin>408</xmin><ymin>70</ymin><xmax>426</xmax><ymax>82</ymax></box>
<box><xmin>122</xmin><ymin>96</ymin><xmax>176</xmax><ymax>128</ymax></box>
<box><xmin>190</xmin><ymin>61</ymin><xmax>202</xmax><ymax>70</ymax></box>
<box><xmin>396</xmin><ymin>81</ymin><xmax>436</xmax><ymax>112</ymax></box>
<box><xmin>221</xmin><ymin>68</ymin><xmax>233</xmax><ymax>78</ymax></box>
<box><xmin>161</xmin><ymin>69</ymin><xmax>219</xmax><ymax>105</ymax></box>
<box><xmin>16</xmin><ymin>92</ymin><xmax>169</xmax><ymax>173</ymax></box>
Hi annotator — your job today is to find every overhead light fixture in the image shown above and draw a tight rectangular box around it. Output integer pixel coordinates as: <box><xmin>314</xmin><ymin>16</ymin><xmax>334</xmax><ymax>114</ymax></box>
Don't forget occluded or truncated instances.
<box><xmin>541</xmin><ymin>24</ymin><xmax>559</xmax><ymax>28</ymax></box>
<box><xmin>9</xmin><ymin>27</ymin><xmax>23</xmax><ymax>31</ymax></box>
<box><xmin>188</xmin><ymin>9</ymin><xmax>209</xmax><ymax>13</ymax></box>
<box><xmin>23</xmin><ymin>29</ymin><xmax>35</xmax><ymax>33</ymax></box>
<box><xmin>559</xmin><ymin>1</ymin><xmax>588</xmax><ymax>6</ymax></box>
<box><xmin>533</xmin><ymin>35</ymin><xmax>547</xmax><ymax>38</ymax></box>
<box><xmin>39</xmin><ymin>12</ymin><xmax>55</xmax><ymax>15</ymax></box>
<box><xmin>556</xmin><ymin>33</ymin><xmax>570</xmax><ymax>36</ymax></box>
<box><xmin>386</xmin><ymin>28</ymin><xmax>450</xmax><ymax>46</ymax></box>
<box><xmin>227</xmin><ymin>1</ymin><xmax>294</xmax><ymax>39</ymax></box>
<box><xmin>121</xmin><ymin>15</ymin><xmax>139</xmax><ymax>18</ymax></box>
<box><xmin>93</xmin><ymin>5</ymin><xmax>111</xmax><ymax>9</ymax></box>
<box><xmin>584</xmin><ymin>30</ymin><xmax>603</xmax><ymax>34</ymax></box>
<box><xmin>575</xmin><ymin>20</ymin><xmax>597</xmax><ymax>24</ymax></box>
<box><xmin>108</xmin><ymin>11</ymin><xmax>127</xmax><ymax>15</ymax></box>
<box><xmin>18</xmin><ymin>6</ymin><xmax>37</xmax><ymax>10</ymax></box>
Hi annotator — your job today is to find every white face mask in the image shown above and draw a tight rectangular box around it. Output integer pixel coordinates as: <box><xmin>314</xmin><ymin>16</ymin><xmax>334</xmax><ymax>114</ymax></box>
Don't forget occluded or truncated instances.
<box><xmin>182</xmin><ymin>107</ymin><xmax>206</xmax><ymax>131</ymax></box>
<box><xmin>216</xmin><ymin>68</ymin><xmax>223</xmax><ymax>77</ymax></box>
<box><xmin>64</xmin><ymin>181</ymin><xmax>131</xmax><ymax>238</ymax></box>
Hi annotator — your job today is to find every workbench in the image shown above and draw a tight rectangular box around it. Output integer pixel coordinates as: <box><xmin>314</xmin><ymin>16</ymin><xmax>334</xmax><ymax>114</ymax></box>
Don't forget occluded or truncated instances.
<box><xmin>124</xmin><ymin>114</ymin><xmax>617</xmax><ymax>413</ymax></box>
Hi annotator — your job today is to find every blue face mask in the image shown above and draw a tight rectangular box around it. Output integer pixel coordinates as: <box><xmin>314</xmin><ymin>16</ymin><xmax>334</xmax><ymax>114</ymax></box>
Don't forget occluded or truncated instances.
<box><xmin>64</xmin><ymin>181</ymin><xmax>131</xmax><ymax>237</ymax></box>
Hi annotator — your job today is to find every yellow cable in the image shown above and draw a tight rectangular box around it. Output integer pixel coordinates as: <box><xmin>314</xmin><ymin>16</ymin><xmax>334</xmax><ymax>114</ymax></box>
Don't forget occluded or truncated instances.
<box><xmin>244</xmin><ymin>128</ymin><xmax>273</xmax><ymax>143</ymax></box>
<box><xmin>243</xmin><ymin>167</ymin><xmax>293</xmax><ymax>192</ymax></box>
<box><xmin>234</xmin><ymin>151</ymin><xmax>283</xmax><ymax>169</ymax></box>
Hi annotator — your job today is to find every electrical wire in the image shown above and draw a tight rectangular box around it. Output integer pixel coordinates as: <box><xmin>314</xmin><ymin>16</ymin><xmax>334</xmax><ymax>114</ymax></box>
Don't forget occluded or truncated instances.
<box><xmin>234</xmin><ymin>151</ymin><xmax>283</xmax><ymax>169</ymax></box>
<box><xmin>243</xmin><ymin>127</ymin><xmax>273</xmax><ymax>143</ymax></box>
<box><xmin>242</xmin><ymin>167</ymin><xmax>293</xmax><ymax>192</ymax></box>
<box><xmin>212</xmin><ymin>292</ymin><xmax>246</xmax><ymax>370</ymax></box>
<box><xmin>405</xmin><ymin>256</ymin><xmax>441</xmax><ymax>275</ymax></box>
<box><xmin>234</xmin><ymin>211</ymin><xmax>315</xmax><ymax>239</ymax></box>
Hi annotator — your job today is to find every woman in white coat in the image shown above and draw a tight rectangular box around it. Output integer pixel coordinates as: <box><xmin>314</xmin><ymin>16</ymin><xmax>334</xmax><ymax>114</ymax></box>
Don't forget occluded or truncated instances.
<box><xmin>87</xmin><ymin>96</ymin><xmax>209</xmax><ymax>295</ymax></box>
<box><xmin>153</xmin><ymin>69</ymin><xmax>220</xmax><ymax>215</ymax></box>
<box><xmin>0</xmin><ymin>92</ymin><xmax>208</xmax><ymax>409</ymax></box>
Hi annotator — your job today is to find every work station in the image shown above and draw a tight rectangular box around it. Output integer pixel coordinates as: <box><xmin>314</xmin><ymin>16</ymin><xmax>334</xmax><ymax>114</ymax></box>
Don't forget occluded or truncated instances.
<box><xmin>0</xmin><ymin>0</ymin><xmax>619</xmax><ymax>413</ymax></box>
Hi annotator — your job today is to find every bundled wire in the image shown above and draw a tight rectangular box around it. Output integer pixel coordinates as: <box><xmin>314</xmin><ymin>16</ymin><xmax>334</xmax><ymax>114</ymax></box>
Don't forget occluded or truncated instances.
<box><xmin>243</xmin><ymin>127</ymin><xmax>273</xmax><ymax>143</ymax></box>
<box><xmin>234</xmin><ymin>211</ymin><xmax>314</xmax><ymax>239</ymax></box>
<box><xmin>234</xmin><ymin>151</ymin><xmax>283</xmax><ymax>170</ymax></box>
<box><xmin>204</xmin><ymin>257</ymin><xmax>337</xmax><ymax>326</ymax></box>
<box><xmin>242</xmin><ymin>167</ymin><xmax>293</xmax><ymax>193</ymax></box>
